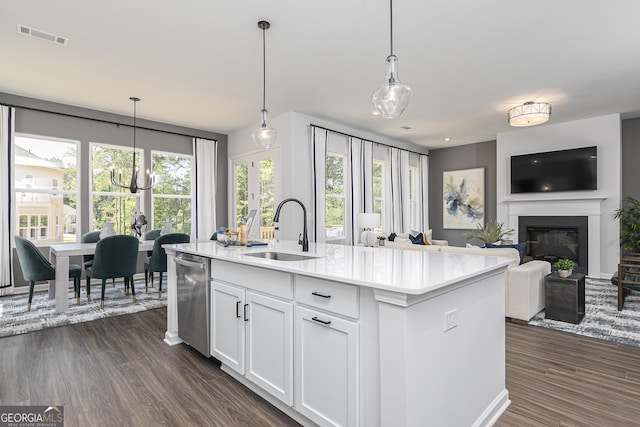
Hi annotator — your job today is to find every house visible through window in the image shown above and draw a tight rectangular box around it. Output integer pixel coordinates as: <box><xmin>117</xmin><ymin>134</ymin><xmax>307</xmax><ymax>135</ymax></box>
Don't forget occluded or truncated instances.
<box><xmin>14</xmin><ymin>135</ymin><xmax>79</xmax><ymax>244</ymax></box>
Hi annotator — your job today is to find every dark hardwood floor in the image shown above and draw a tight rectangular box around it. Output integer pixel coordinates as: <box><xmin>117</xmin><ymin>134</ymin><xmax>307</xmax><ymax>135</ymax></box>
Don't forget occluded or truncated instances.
<box><xmin>2</xmin><ymin>308</ymin><xmax>640</xmax><ymax>426</ymax></box>
<box><xmin>0</xmin><ymin>308</ymin><xmax>300</xmax><ymax>427</ymax></box>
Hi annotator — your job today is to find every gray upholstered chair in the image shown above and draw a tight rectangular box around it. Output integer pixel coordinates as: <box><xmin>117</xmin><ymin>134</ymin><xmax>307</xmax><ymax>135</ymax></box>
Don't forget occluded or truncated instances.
<box><xmin>144</xmin><ymin>233</ymin><xmax>190</xmax><ymax>295</ymax></box>
<box><xmin>81</xmin><ymin>230</ymin><xmax>101</xmax><ymax>269</ymax></box>
<box><xmin>14</xmin><ymin>235</ymin><xmax>82</xmax><ymax>311</ymax></box>
<box><xmin>85</xmin><ymin>235</ymin><xmax>139</xmax><ymax>308</ymax></box>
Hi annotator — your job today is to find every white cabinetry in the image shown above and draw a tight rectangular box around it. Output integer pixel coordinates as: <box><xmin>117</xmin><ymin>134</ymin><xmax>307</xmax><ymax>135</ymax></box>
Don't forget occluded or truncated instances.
<box><xmin>210</xmin><ymin>260</ymin><xmax>293</xmax><ymax>405</ymax></box>
<box><xmin>295</xmin><ymin>275</ymin><xmax>360</xmax><ymax>427</ymax></box>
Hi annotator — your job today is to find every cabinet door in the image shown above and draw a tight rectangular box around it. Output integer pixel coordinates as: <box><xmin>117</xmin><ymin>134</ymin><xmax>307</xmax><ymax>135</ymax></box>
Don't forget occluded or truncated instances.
<box><xmin>211</xmin><ymin>281</ymin><xmax>245</xmax><ymax>374</ymax></box>
<box><xmin>295</xmin><ymin>306</ymin><xmax>359</xmax><ymax>427</ymax></box>
<box><xmin>245</xmin><ymin>291</ymin><xmax>293</xmax><ymax>405</ymax></box>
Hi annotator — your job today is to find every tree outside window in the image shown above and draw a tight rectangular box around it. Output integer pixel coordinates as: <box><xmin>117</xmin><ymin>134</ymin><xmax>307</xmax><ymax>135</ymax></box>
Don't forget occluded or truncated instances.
<box><xmin>325</xmin><ymin>153</ymin><xmax>346</xmax><ymax>239</ymax></box>
<box><xmin>152</xmin><ymin>151</ymin><xmax>192</xmax><ymax>234</ymax></box>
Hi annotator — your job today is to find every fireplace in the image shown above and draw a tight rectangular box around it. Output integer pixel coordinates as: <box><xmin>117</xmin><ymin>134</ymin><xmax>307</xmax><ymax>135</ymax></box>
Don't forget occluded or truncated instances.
<box><xmin>518</xmin><ymin>216</ymin><xmax>588</xmax><ymax>275</ymax></box>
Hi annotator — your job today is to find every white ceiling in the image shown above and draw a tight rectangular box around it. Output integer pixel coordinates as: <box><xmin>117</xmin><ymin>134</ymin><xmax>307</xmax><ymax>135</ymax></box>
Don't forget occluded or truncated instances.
<box><xmin>2</xmin><ymin>0</ymin><xmax>640</xmax><ymax>149</ymax></box>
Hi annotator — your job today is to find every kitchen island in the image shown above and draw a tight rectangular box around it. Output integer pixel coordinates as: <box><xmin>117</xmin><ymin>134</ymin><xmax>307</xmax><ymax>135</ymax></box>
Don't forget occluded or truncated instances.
<box><xmin>164</xmin><ymin>240</ymin><xmax>512</xmax><ymax>427</ymax></box>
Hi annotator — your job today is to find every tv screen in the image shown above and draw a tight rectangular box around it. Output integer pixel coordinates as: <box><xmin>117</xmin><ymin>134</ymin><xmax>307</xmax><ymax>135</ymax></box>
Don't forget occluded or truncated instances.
<box><xmin>510</xmin><ymin>146</ymin><xmax>597</xmax><ymax>194</ymax></box>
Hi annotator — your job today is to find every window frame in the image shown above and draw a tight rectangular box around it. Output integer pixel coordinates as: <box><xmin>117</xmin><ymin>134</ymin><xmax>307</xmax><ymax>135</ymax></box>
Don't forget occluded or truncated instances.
<box><xmin>14</xmin><ymin>133</ymin><xmax>81</xmax><ymax>245</ymax></box>
<box><xmin>150</xmin><ymin>149</ymin><xmax>194</xmax><ymax>233</ymax></box>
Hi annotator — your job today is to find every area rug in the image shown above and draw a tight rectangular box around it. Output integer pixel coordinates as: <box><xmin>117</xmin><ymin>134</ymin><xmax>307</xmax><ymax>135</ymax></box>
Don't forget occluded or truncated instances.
<box><xmin>528</xmin><ymin>278</ymin><xmax>640</xmax><ymax>348</ymax></box>
<box><xmin>0</xmin><ymin>281</ymin><xmax>166</xmax><ymax>339</ymax></box>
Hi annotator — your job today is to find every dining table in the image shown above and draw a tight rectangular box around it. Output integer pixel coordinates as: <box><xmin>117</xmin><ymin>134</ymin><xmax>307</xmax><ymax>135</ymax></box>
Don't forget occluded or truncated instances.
<box><xmin>48</xmin><ymin>239</ymin><xmax>155</xmax><ymax>312</ymax></box>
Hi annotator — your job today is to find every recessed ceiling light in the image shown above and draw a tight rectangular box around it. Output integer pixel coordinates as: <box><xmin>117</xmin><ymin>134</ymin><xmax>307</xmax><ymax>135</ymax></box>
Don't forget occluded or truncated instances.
<box><xmin>400</xmin><ymin>125</ymin><xmax>412</xmax><ymax>130</ymax></box>
<box><xmin>444</xmin><ymin>138</ymin><xmax>451</xmax><ymax>142</ymax></box>
<box><xmin>371</xmin><ymin>110</ymin><xmax>380</xmax><ymax>116</ymax></box>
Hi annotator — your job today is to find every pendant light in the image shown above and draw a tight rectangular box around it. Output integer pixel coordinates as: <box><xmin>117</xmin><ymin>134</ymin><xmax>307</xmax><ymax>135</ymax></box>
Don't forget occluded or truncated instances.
<box><xmin>252</xmin><ymin>20</ymin><xmax>278</xmax><ymax>149</ymax></box>
<box><xmin>372</xmin><ymin>0</ymin><xmax>412</xmax><ymax>118</ymax></box>
<box><xmin>110</xmin><ymin>97</ymin><xmax>155</xmax><ymax>193</ymax></box>
<box><xmin>508</xmin><ymin>101</ymin><xmax>552</xmax><ymax>127</ymax></box>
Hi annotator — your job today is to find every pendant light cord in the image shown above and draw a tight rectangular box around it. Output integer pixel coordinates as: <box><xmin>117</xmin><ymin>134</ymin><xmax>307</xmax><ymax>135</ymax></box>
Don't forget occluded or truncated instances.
<box><xmin>389</xmin><ymin>0</ymin><xmax>394</xmax><ymax>56</ymax></box>
<box><xmin>261</xmin><ymin>26</ymin><xmax>266</xmax><ymax>110</ymax></box>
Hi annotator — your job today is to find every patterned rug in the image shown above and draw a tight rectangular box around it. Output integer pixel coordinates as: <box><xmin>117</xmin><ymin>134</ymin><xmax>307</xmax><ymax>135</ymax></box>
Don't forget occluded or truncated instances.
<box><xmin>0</xmin><ymin>280</ymin><xmax>166</xmax><ymax>339</ymax></box>
<box><xmin>528</xmin><ymin>278</ymin><xmax>640</xmax><ymax>348</ymax></box>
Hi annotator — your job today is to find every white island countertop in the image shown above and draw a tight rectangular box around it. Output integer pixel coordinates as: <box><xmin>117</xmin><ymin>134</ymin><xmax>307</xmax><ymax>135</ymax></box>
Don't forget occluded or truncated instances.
<box><xmin>164</xmin><ymin>240</ymin><xmax>512</xmax><ymax>295</ymax></box>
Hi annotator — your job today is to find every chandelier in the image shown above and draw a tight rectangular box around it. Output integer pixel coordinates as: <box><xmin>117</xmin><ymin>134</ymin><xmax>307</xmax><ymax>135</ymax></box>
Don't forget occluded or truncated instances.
<box><xmin>252</xmin><ymin>20</ymin><xmax>278</xmax><ymax>149</ymax></box>
<box><xmin>372</xmin><ymin>0</ymin><xmax>412</xmax><ymax>118</ymax></box>
<box><xmin>110</xmin><ymin>97</ymin><xmax>155</xmax><ymax>193</ymax></box>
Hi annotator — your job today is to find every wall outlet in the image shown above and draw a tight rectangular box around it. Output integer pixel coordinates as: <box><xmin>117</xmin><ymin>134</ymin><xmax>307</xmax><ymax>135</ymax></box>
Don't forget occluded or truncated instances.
<box><xmin>444</xmin><ymin>309</ymin><xmax>458</xmax><ymax>332</ymax></box>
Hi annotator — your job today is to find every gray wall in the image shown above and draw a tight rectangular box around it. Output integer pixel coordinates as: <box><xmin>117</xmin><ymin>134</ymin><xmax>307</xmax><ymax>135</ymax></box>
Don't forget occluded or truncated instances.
<box><xmin>428</xmin><ymin>140</ymin><xmax>497</xmax><ymax>247</ymax></box>
<box><xmin>621</xmin><ymin>117</ymin><xmax>640</xmax><ymax>201</ymax></box>
<box><xmin>2</xmin><ymin>93</ymin><xmax>228</xmax><ymax>287</ymax></box>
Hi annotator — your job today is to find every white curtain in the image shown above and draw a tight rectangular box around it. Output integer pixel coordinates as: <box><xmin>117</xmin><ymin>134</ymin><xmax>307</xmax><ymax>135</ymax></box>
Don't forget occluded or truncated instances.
<box><xmin>419</xmin><ymin>154</ymin><xmax>430</xmax><ymax>230</ymax></box>
<box><xmin>388</xmin><ymin>147</ymin><xmax>411</xmax><ymax>233</ymax></box>
<box><xmin>349</xmin><ymin>138</ymin><xmax>373</xmax><ymax>245</ymax></box>
<box><xmin>312</xmin><ymin>127</ymin><xmax>328</xmax><ymax>243</ymax></box>
<box><xmin>0</xmin><ymin>106</ymin><xmax>15</xmax><ymax>295</ymax></box>
<box><xmin>193</xmin><ymin>138</ymin><xmax>217</xmax><ymax>240</ymax></box>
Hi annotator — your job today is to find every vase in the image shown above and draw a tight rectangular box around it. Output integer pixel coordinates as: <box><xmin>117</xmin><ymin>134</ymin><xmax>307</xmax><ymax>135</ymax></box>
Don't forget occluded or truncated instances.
<box><xmin>99</xmin><ymin>220</ymin><xmax>116</xmax><ymax>239</ymax></box>
<box><xmin>160</xmin><ymin>219</ymin><xmax>174</xmax><ymax>236</ymax></box>
<box><xmin>558</xmin><ymin>269</ymin><xmax>572</xmax><ymax>278</ymax></box>
<box><xmin>378</xmin><ymin>239</ymin><xmax>385</xmax><ymax>247</ymax></box>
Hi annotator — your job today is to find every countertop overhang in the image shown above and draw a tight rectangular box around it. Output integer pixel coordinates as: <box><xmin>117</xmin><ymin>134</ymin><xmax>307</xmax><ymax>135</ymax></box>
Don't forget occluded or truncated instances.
<box><xmin>165</xmin><ymin>240</ymin><xmax>512</xmax><ymax>296</ymax></box>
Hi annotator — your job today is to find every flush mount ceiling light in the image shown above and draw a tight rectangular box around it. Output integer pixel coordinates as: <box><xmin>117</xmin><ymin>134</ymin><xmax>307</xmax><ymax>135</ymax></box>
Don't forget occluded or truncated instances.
<box><xmin>110</xmin><ymin>97</ymin><xmax>155</xmax><ymax>193</ymax></box>
<box><xmin>372</xmin><ymin>0</ymin><xmax>412</xmax><ymax>119</ymax></box>
<box><xmin>252</xmin><ymin>20</ymin><xmax>278</xmax><ymax>150</ymax></box>
<box><xmin>508</xmin><ymin>101</ymin><xmax>552</xmax><ymax>127</ymax></box>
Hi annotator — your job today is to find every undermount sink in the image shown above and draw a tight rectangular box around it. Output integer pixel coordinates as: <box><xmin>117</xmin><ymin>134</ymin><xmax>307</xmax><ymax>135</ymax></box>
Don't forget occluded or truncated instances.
<box><xmin>243</xmin><ymin>251</ymin><xmax>318</xmax><ymax>262</ymax></box>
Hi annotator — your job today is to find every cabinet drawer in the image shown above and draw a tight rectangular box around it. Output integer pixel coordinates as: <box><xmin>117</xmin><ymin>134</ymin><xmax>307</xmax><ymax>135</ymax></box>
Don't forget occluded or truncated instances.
<box><xmin>296</xmin><ymin>275</ymin><xmax>359</xmax><ymax>319</ymax></box>
<box><xmin>211</xmin><ymin>259</ymin><xmax>293</xmax><ymax>300</ymax></box>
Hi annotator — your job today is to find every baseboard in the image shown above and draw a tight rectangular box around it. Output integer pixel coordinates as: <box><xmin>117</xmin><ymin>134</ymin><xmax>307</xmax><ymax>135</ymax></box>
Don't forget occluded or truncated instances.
<box><xmin>472</xmin><ymin>389</ymin><xmax>511</xmax><ymax>427</ymax></box>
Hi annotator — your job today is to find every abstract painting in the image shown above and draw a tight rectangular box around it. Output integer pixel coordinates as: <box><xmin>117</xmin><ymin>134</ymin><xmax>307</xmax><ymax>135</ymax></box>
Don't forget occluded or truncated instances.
<box><xmin>443</xmin><ymin>168</ymin><xmax>484</xmax><ymax>229</ymax></box>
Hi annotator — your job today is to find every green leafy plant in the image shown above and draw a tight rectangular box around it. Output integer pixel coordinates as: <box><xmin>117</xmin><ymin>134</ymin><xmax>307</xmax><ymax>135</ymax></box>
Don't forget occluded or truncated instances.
<box><xmin>613</xmin><ymin>196</ymin><xmax>640</xmax><ymax>255</ymax></box>
<box><xmin>377</xmin><ymin>235</ymin><xmax>386</xmax><ymax>241</ymax></box>
<box><xmin>464</xmin><ymin>220</ymin><xmax>514</xmax><ymax>245</ymax></box>
<box><xmin>554</xmin><ymin>258</ymin><xmax>575</xmax><ymax>271</ymax></box>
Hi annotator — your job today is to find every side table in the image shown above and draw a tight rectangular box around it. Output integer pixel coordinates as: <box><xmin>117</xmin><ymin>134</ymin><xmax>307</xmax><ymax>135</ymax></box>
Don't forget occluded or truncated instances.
<box><xmin>544</xmin><ymin>272</ymin><xmax>586</xmax><ymax>323</ymax></box>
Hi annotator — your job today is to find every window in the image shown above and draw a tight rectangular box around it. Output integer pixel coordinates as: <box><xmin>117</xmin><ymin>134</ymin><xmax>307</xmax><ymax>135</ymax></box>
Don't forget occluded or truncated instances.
<box><xmin>325</xmin><ymin>153</ymin><xmax>346</xmax><ymax>240</ymax></box>
<box><xmin>373</xmin><ymin>160</ymin><xmax>385</xmax><ymax>231</ymax></box>
<box><xmin>14</xmin><ymin>135</ymin><xmax>79</xmax><ymax>243</ymax></box>
<box><xmin>90</xmin><ymin>143</ymin><xmax>141</xmax><ymax>234</ymax></box>
<box><xmin>231</xmin><ymin>150</ymin><xmax>277</xmax><ymax>239</ymax></box>
<box><xmin>151</xmin><ymin>151</ymin><xmax>193</xmax><ymax>234</ymax></box>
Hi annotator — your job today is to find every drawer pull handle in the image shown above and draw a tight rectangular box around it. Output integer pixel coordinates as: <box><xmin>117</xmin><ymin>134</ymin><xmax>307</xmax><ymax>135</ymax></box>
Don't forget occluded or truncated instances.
<box><xmin>312</xmin><ymin>316</ymin><xmax>331</xmax><ymax>325</ymax></box>
<box><xmin>235</xmin><ymin>301</ymin><xmax>241</xmax><ymax>318</ymax></box>
<box><xmin>311</xmin><ymin>291</ymin><xmax>331</xmax><ymax>299</ymax></box>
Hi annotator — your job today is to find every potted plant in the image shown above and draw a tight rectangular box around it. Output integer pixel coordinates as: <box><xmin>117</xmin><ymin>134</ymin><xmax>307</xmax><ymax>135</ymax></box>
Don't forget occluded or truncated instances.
<box><xmin>554</xmin><ymin>258</ymin><xmax>576</xmax><ymax>278</ymax></box>
<box><xmin>613</xmin><ymin>196</ymin><xmax>640</xmax><ymax>256</ymax></box>
<box><xmin>464</xmin><ymin>220</ymin><xmax>514</xmax><ymax>246</ymax></box>
<box><xmin>377</xmin><ymin>235</ymin><xmax>387</xmax><ymax>246</ymax></box>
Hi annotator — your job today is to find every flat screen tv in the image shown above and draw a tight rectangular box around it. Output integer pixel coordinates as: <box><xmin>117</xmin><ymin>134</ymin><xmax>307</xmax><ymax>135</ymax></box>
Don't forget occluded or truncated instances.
<box><xmin>510</xmin><ymin>146</ymin><xmax>597</xmax><ymax>194</ymax></box>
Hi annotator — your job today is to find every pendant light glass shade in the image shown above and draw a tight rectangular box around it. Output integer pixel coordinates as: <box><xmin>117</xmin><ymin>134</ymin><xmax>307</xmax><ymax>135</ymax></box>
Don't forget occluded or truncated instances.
<box><xmin>253</xmin><ymin>20</ymin><xmax>278</xmax><ymax>149</ymax></box>
<box><xmin>372</xmin><ymin>55</ymin><xmax>412</xmax><ymax>118</ymax></box>
<box><xmin>508</xmin><ymin>101</ymin><xmax>552</xmax><ymax>127</ymax></box>
<box><xmin>252</xmin><ymin>108</ymin><xmax>278</xmax><ymax>149</ymax></box>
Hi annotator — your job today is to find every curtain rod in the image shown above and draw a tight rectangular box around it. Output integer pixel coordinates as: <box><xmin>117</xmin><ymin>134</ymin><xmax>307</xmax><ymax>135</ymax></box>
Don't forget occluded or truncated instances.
<box><xmin>310</xmin><ymin>123</ymin><xmax>428</xmax><ymax>157</ymax></box>
<box><xmin>3</xmin><ymin>103</ymin><xmax>217</xmax><ymax>141</ymax></box>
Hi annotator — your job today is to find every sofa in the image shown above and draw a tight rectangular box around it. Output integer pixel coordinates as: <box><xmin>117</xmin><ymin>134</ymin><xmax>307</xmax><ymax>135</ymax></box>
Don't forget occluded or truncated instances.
<box><xmin>386</xmin><ymin>234</ymin><xmax>551</xmax><ymax>321</ymax></box>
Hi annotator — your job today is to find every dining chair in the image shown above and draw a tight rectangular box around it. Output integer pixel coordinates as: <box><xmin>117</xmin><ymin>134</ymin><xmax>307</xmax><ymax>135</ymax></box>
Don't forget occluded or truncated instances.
<box><xmin>144</xmin><ymin>233</ymin><xmax>190</xmax><ymax>296</ymax></box>
<box><xmin>14</xmin><ymin>235</ymin><xmax>82</xmax><ymax>311</ymax></box>
<box><xmin>85</xmin><ymin>235</ymin><xmax>139</xmax><ymax>308</ymax></box>
<box><xmin>81</xmin><ymin>230</ymin><xmax>101</xmax><ymax>269</ymax></box>
<box><xmin>144</xmin><ymin>229</ymin><xmax>161</xmax><ymax>285</ymax></box>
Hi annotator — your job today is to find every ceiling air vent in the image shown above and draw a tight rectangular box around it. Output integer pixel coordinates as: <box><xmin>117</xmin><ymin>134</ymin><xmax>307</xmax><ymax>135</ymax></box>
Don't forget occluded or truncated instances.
<box><xmin>17</xmin><ymin>24</ymin><xmax>68</xmax><ymax>46</ymax></box>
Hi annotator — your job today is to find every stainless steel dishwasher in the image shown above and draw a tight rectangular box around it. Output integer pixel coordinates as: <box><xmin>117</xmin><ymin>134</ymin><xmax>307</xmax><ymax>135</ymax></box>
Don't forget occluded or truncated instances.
<box><xmin>175</xmin><ymin>253</ymin><xmax>211</xmax><ymax>357</ymax></box>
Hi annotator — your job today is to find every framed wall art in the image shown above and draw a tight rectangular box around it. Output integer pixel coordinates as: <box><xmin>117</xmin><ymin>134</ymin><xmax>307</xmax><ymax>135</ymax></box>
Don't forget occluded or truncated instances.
<box><xmin>443</xmin><ymin>167</ymin><xmax>485</xmax><ymax>229</ymax></box>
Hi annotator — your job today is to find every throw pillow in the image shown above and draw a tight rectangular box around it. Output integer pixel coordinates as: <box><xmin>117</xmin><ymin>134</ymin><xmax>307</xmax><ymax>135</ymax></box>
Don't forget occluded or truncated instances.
<box><xmin>486</xmin><ymin>242</ymin><xmax>527</xmax><ymax>264</ymax></box>
<box><xmin>409</xmin><ymin>233</ymin><xmax>425</xmax><ymax>245</ymax></box>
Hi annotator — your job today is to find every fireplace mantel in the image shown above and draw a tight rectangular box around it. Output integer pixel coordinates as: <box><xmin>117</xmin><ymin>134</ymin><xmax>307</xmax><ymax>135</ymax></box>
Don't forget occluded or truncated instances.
<box><xmin>501</xmin><ymin>196</ymin><xmax>607</xmax><ymax>277</ymax></box>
